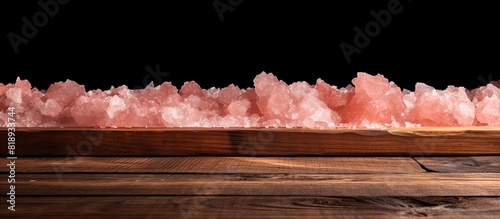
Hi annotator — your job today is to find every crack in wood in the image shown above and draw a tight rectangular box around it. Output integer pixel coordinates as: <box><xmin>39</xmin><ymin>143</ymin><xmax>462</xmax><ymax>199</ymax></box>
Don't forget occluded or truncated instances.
<box><xmin>412</xmin><ymin>157</ymin><xmax>438</xmax><ymax>172</ymax></box>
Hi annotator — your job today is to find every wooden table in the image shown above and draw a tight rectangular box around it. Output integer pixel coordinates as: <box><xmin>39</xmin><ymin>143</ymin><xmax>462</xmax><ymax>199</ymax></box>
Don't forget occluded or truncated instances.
<box><xmin>1</xmin><ymin>128</ymin><xmax>499</xmax><ymax>218</ymax></box>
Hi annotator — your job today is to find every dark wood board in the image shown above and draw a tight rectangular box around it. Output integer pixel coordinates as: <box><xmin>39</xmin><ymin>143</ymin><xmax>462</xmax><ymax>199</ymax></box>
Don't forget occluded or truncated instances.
<box><xmin>2</xmin><ymin>196</ymin><xmax>499</xmax><ymax>219</ymax></box>
<box><xmin>6</xmin><ymin>157</ymin><xmax>425</xmax><ymax>174</ymax></box>
<box><xmin>6</xmin><ymin>173</ymin><xmax>500</xmax><ymax>196</ymax></box>
<box><xmin>2</xmin><ymin>127</ymin><xmax>500</xmax><ymax>156</ymax></box>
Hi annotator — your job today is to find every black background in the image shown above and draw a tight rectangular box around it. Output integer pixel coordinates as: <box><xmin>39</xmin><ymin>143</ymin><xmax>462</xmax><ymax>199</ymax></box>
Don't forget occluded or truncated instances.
<box><xmin>2</xmin><ymin>0</ymin><xmax>499</xmax><ymax>91</ymax></box>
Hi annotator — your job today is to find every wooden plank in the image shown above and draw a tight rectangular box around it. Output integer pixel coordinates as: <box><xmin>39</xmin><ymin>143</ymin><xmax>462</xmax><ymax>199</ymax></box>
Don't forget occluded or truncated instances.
<box><xmin>2</xmin><ymin>196</ymin><xmax>499</xmax><ymax>218</ymax></box>
<box><xmin>7</xmin><ymin>173</ymin><xmax>500</xmax><ymax>196</ymax></box>
<box><xmin>7</xmin><ymin>157</ymin><xmax>425</xmax><ymax>174</ymax></box>
<box><xmin>1</xmin><ymin>127</ymin><xmax>500</xmax><ymax>156</ymax></box>
<box><xmin>414</xmin><ymin>156</ymin><xmax>500</xmax><ymax>173</ymax></box>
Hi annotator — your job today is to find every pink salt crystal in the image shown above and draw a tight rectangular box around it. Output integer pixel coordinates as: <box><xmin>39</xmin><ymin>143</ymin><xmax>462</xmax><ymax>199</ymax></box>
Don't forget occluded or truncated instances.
<box><xmin>71</xmin><ymin>95</ymin><xmax>108</xmax><ymax>127</ymax></box>
<box><xmin>105</xmin><ymin>86</ymin><xmax>145</xmax><ymax>127</ymax></box>
<box><xmin>2</xmin><ymin>78</ymin><xmax>30</xmax><ymax>104</ymax></box>
<box><xmin>218</xmin><ymin>114</ymin><xmax>260</xmax><ymax>127</ymax></box>
<box><xmin>265</xmin><ymin>84</ymin><xmax>293</xmax><ymax>121</ymax></box>
<box><xmin>179</xmin><ymin>81</ymin><xmax>220</xmax><ymax>113</ymax></box>
<box><xmin>227</xmin><ymin>99</ymin><xmax>251</xmax><ymax>117</ymax></box>
<box><xmin>14</xmin><ymin>77</ymin><xmax>33</xmax><ymax>95</ymax></box>
<box><xmin>179</xmin><ymin>81</ymin><xmax>204</xmax><ymax>97</ymax></box>
<box><xmin>289</xmin><ymin>81</ymin><xmax>341</xmax><ymax>128</ymax></box>
<box><xmin>254</xmin><ymin>72</ymin><xmax>294</xmax><ymax>122</ymax></box>
<box><xmin>294</xmin><ymin>92</ymin><xmax>341</xmax><ymax>128</ymax></box>
<box><xmin>314</xmin><ymin>79</ymin><xmax>351</xmax><ymax>109</ymax></box>
<box><xmin>161</xmin><ymin>104</ymin><xmax>214</xmax><ymax>127</ymax></box>
<box><xmin>6</xmin><ymin>88</ymin><xmax>23</xmax><ymax>104</ymax></box>
<box><xmin>289</xmin><ymin>81</ymin><xmax>312</xmax><ymax>99</ymax></box>
<box><xmin>473</xmin><ymin>84</ymin><xmax>500</xmax><ymax>126</ymax></box>
<box><xmin>475</xmin><ymin>97</ymin><xmax>500</xmax><ymax>126</ymax></box>
<box><xmin>46</xmin><ymin>80</ymin><xmax>85</xmax><ymax>108</ymax></box>
<box><xmin>184</xmin><ymin>95</ymin><xmax>204</xmax><ymax>110</ymax></box>
<box><xmin>128</xmin><ymin>83</ymin><xmax>181</xmax><ymax>127</ymax></box>
<box><xmin>353</xmin><ymin>73</ymin><xmax>390</xmax><ymax>99</ymax></box>
<box><xmin>341</xmin><ymin>73</ymin><xmax>406</xmax><ymax>126</ymax></box>
<box><xmin>408</xmin><ymin>83</ymin><xmax>475</xmax><ymax>126</ymax></box>
<box><xmin>242</xmin><ymin>88</ymin><xmax>261</xmax><ymax>116</ymax></box>
<box><xmin>160</xmin><ymin>83</ymin><xmax>182</xmax><ymax>107</ymax></box>
<box><xmin>0</xmin><ymin>83</ymin><xmax>5</xmax><ymax>95</ymax></box>
<box><xmin>138</xmin><ymin>82</ymin><xmax>177</xmax><ymax>104</ymax></box>
<box><xmin>402</xmin><ymin>89</ymin><xmax>415</xmax><ymax>109</ymax></box>
<box><xmin>2</xmin><ymin>72</ymin><xmax>499</xmax><ymax>128</ymax></box>
<box><xmin>472</xmin><ymin>84</ymin><xmax>500</xmax><ymax>104</ymax></box>
<box><xmin>185</xmin><ymin>92</ymin><xmax>219</xmax><ymax>112</ymax></box>
<box><xmin>106</xmin><ymin>96</ymin><xmax>127</xmax><ymax>120</ymax></box>
<box><xmin>39</xmin><ymin>99</ymin><xmax>63</xmax><ymax>117</ymax></box>
<box><xmin>21</xmin><ymin>108</ymin><xmax>44</xmax><ymax>127</ymax></box>
<box><xmin>218</xmin><ymin>84</ymin><xmax>243</xmax><ymax>105</ymax></box>
<box><xmin>254</xmin><ymin>72</ymin><xmax>340</xmax><ymax>128</ymax></box>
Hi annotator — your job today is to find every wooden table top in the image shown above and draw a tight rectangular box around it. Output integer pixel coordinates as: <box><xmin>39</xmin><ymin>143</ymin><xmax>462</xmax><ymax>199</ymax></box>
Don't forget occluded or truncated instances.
<box><xmin>1</xmin><ymin>128</ymin><xmax>499</xmax><ymax>218</ymax></box>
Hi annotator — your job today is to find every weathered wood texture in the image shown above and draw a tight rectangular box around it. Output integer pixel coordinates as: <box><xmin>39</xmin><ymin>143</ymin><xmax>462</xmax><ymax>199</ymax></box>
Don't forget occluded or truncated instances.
<box><xmin>5</xmin><ymin>173</ymin><xmax>500</xmax><ymax>196</ymax></box>
<box><xmin>1</xmin><ymin>127</ymin><xmax>500</xmax><ymax>156</ymax></box>
<box><xmin>2</xmin><ymin>196</ymin><xmax>499</xmax><ymax>219</ymax></box>
<box><xmin>414</xmin><ymin>156</ymin><xmax>500</xmax><ymax>173</ymax></box>
<box><xmin>1</xmin><ymin>125</ymin><xmax>499</xmax><ymax>219</ymax></box>
<box><xmin>1</xmin><ymin>156</ymin><xmax>500</xmax><ymax>218</ymax></box>
<box><xmin>7</xmin><ymin>157</ymin><xmax>425</xmax><ymax>173</ymax></box>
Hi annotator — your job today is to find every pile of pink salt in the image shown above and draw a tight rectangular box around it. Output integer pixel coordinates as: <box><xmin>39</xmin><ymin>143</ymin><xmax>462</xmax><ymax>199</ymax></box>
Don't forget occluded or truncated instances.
<box><xmin>1</xmin><ymin>72</ymin><xmax>499</xmax><ymax>128</ymax></box>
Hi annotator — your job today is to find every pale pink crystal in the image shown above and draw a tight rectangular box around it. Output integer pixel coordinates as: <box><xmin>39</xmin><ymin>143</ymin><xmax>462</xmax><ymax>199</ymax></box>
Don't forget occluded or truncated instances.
<box><xmin>253</xmin><ymin>72</ymin><xmax>340</xmax><ymax>128</ymax></box>
<box><xmin>1</xmin><ymin>73</ymin><xmax>499</xmax><ymax>128</ymax></box>
<box><xmin>407</xmin><ymin>83</ymin><xmax>475</xmax><ymax>126</ymax></box>
<box><xmin>71</xmin><ymin>92</ymin><xmax>108</xmax><ymax>127</ymax></box>
<box><xmin>340</xmin><ymin>73</ymin><xmax>406</xmax><ymax>127</ymax></box>
<box><xmin>227</xmin><ymin>99</ymin><xmax>250</xmax><ymax>117</ymax></box>
<box><xmin>46</xmin><ymin>80</ymin><xmax>85</xmax><ymax>108</ymax></box>
<box><xmin>39</xmin><ymin>99</ymin><xmax>63</xmax><ymax>117</ymax></box>
<box><xmin>314</xmin><ymin>78</ymin><xmax>352</xmax><ymax>109</ymax></box>
<box><xmin>473</xmin><ymin>84</ymin><xmax>500</xmax><ymax>126</ymax></box>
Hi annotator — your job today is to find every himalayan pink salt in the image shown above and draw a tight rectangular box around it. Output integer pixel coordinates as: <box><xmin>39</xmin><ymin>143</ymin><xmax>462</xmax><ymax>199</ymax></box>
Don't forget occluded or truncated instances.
<box><xmin>314</xmin><ymin>79</ymin><xmax>352</xmax><ymax>109</ymax></box>
<box><xmin>289</xmin><ymin>81</ymin><xmax>341</xmax><ymax>128</ymax></box>
<box><xmin>340</xmin><ymin>73</ymin><xmax>406</xmax><ymax>127</ymax></box>
<box><xmin>39</xmin><ymin>99</ymin><xmax>63</xmax><ymax>117</ymax></box>
<box><xmin>253</xmin><ymin>72</ymin><xmax>340</xmax><ymax>128</ymax></box>
<box><xmin>227</xmin><ymin>99</ymin><xmax>251</xmax><ymax>117</ymax></box>
<box><xmin>217</xmin><ymin>84</ymin><xmax>243</xmax><ymax>105</ymax></box>
<box><xmin>46</xmin><ymin>80</ymin><xmax>85</xmax><ymax>108</ymax></box>
<box><xmin>179</xmin><ymin>81</ymin><xmax>204</xmax><ymax>97</ymax></box>
<box><xmin>407</xmin><ymin>83</ymin><xmax>475</xmax><ymax>126</ymax></box>
<box><xmin>71</xmin><ymin>94</ymin><xmax>108</xmax><ymax>127</ymax></box>
<box><xmin>1</xmin><ymin>73</ymin><xmax>499</xmax><ymax>128</ymax></box>
<box><xmin>241</xmin><ymin>88</ymin><xmax>260</xmax><ymax>115</ymax></box>
<box><xmin>6</xmin><ymin>88</ymin><xmax>23</xmax><ymax>104</ymax></box>
<box><xmin>473</xmin><ymin>84</ymin><xmax>500</xmax><ymax>126</ymax></box>
<box><xmin>253</xmin><ymin>73</ymin><xmax>290</xmax><ymax>120</ymax></box>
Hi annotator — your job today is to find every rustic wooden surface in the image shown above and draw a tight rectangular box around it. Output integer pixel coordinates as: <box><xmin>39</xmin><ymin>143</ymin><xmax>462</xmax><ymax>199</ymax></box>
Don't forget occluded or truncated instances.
<box><xmin>1</xmin><ymin>156</ymin><xmax>500</xmax><ymax>218</ymax></box>
<box><xmin>1</xmin><ymin>128</ymin><xmax>500</xmax><ymax>218</ymax></box>
<box><xmin>8</xmin><ymin>196</ymin><xmax>500</xmax><ymax>218</ymax></box>
<box><xmin>14</xmin><ymin>157</ymin><xmax>425</xmax><ymax>173</ymax></box>
<box><xmin>414</xmin><ymin>156</ymin><xmax>500</xmax><ymax>173</ymax></box>
<box><xmin>10</xmin><ymin>172</ymin><xmax>500</xmax><ymax>196</ymax></box>
<box><xmin>1</xmin><ymin>127</ymin><xmax>500</xmax><ymax>156</ymax></box>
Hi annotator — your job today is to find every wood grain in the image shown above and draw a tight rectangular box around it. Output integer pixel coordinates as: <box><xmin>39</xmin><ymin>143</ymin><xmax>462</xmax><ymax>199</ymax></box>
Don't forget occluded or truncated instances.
<box><xmin>7</xmin><ymin>157</ymin><xmax>425</xmax><ymax>174</ymax></box>
<box><xmin>8</xmin><ymin>173</ymin><xmax>500</xmax><ymax>196</ymax></box>
<box><xmin>414</xmin><ymin>156</ymin><xmax>500</xmax><ymax>173</ymax></box>
<box><xmin>2</xmin><ymin>196</ymin><xmax>499</xmax><ymax>219</ymax></box>
<box><xmin>1</xmin><ymin>127</ymin><xmax>499</xmax><ymax>156</ymax></box>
